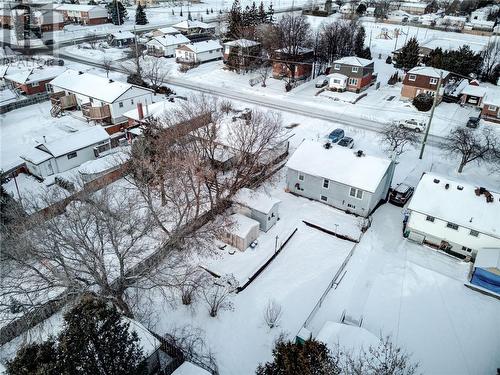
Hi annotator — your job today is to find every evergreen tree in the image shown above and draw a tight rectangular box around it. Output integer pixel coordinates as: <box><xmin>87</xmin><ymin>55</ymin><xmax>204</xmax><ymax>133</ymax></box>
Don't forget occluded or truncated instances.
<box><xmin>267</xmin><ymin>3</ymin><xmax>274</xmax><ymax>23</ymax></box>
<box><xmin>394</xmin><ymin>37</ymin><xmax>420</xmax><ymax>71</ymax></box>
<box><xmin>354</xmin><ymin>26</ymin><xmax>366</xmax><ymax>57</ymax></box>
<box><xmin>206</xmin><ymin>8</ymin><xmax>209</xmax><ymax>14</ymax></box>
<box><xmin>249</xmin><ymin>1</ymin><xmax>258</xmax><ymax>26</ymax></box>
<box><xmin>107</xmin><ymin>0</ymin><xmax>127</xmax><ymax>25</ymax></box>
<box><xmin>135</xmin><ymin>3</ymin><xmax>148</xmax><ymax>25</ymax></box>
<box><xmin>258</xmin><ymin>1</ymin><xmax>266</xmax><ymax>23</ymax></box>
<box><xmin>188</xmin><ymin>10</ymin><xmax>192</xmax><ymax>20</ymax></box>
<box><xmin>172</xmin><ymin>8</ymin><xmax>174</xmax><ymax>15</ymax></box>
<box><xmin>6</xmin><ymin>340</ymin><xmax>60</xmax><ymax>375</ymax></box>
<box><xmin>88</xmin><ymin>0</ymin><xmax>97</xmax><ymax>5</ymax></box>
<box><xmin>211</xmin><ymin>8</ymin><xmax>213</xmax><ymax>13</ymax></box>
<box><xmin>180</xmin><ymin>7</ymin><xmax>183</xmax><ymax>16</ymax></box>
<box><xmin>228</xmin><ymin>0</ymin><xmax>242</xmax><ymax>38</ymax></box>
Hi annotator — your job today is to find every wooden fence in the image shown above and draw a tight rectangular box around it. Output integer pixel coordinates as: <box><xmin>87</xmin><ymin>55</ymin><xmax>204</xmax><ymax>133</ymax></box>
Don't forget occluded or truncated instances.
<box><xmin>0</xmin><ymin>92</ymin><xmax>49</xmax><ymax>114</ymax></box>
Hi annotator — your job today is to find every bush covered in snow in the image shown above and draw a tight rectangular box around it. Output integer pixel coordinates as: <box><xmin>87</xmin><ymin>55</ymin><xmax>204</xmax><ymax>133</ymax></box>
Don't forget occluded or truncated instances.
<box><xmin>413</xmin><ymin>93</ymin><xmax>434</xmax><ymax>112</ymax></box>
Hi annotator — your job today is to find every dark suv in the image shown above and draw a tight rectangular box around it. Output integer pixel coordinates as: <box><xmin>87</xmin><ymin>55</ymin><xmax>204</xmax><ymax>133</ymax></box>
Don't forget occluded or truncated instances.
<box><xmin>389</xmin><ymin>183</ymin><xmax>414</xmax><ymax>206</ymax></box>
<box><xmin>466</xmin><ymin>117</ymin><xmax>480</xmax><ymax>128</ymax></box>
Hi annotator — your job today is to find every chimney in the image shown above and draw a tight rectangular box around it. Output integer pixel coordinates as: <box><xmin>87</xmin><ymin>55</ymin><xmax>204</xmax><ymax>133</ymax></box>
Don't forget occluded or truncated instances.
<box><xmin>445</xmin><ymin>183</ymin><xmax>449</xmax><ymax>189</ymax></box>
<box><xmin>78</xmin><ymin>71</ymin><xmax>83</xmax><ymax>75</ymax></box>
<box><xmin>137</xmin><ymin>102</ymin><xmax>144</xmax><ymax>120</ymax></box>
<box><xmin>457</xmin><ymin>185</ymin><xmax>463</xmax><ymax>190</ymax></box>
<box><xmin>109</xmin><ymin>79</ymin><xmax>114</xmax><ymax>83</ymax></box>
<box><xmin>43</xmin><ymin>135</ymin><xmax>46</xmax><ymax>143</ymax></box>
<box><xmin>356</xmin><ymin>150</ymin><xmax>364</xmax><ymax>157</ymax></box>
<box><xmin>433</xmin><ymin>178</ymin><xmax>440</xmax><ymax>184</ymax></box>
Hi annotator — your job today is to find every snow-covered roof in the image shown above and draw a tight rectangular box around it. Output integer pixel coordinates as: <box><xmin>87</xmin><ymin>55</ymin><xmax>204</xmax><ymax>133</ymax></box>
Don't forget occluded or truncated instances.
<box><xmin>408</xmin><ymin>173</ymin><xmax>500</xmax><ymax>239</ymax></box>
<box><xmin>123</xmin><ymin>99</ymin><xmax>178</xmax><ymax>121</ymax></box>
<box><xmin>233</xmin><ymin>188</ymin><xmax>281</xmax><ymax>214</ymax></box>
<box><xmin>482</xmin><ymin>90</ymin><xmax>500</xmax><ymax>107</ymax></box>
<box><xmin>34</xmin><ymin>10</ymin><xmax>64</xmax><ymax>24</ymax></box>
<box><xmin>275</xmin><ymin>46</ymin><xmax>313</xmax><ymax>55</ymax></box>
<box><xmin>228</xmin><ymin>213</ymin><xmax>259</xmax><ymax>238</ymax></box>
<box><xmin>224</xmin><ymin>39</ymin><xmax>260</xmax><ymax>48</ymax></box>
<box><xmin>178</xmin><ymin>40</ymin><xmax>222</xmax><ymax>54</ymax></box>
<box><xmin>123</xmin><ymin>317</ymin><xmax>161</xmax><ymax>357</ymax></box>
<box><xmin>334</xmin><ymin>56</ymin><xmax>373</xmax><ymax>67</ymax></box>
<box><xmin>407</xmin><ymin>66</ymin><xmax>449</xmax><ymax>79</ymax></box>
<box><xmin>172</xmin><ymin>362</ymin><xmax>211</xmax><ymax>375</ymax></box>
<box><xmin>474</xmin><ymin>248</ymin><xmax>500</xmax><ymax>270</ymax></box>
<box><xmin>5</xmin><ymin>66</ymin><xmax>66</xmax><ymax>84</ymax></box>
<box><xmin>110</xmin><ymin>30</ymin><xmax>135</xmax><ymax>40</ymax></box>
<box><xmin>421</xmin><ymin>38</ymin><xmax>486</xmax><ymax>53</ymax></box>
<box><xmin>317</xmin><ymin>321</ymin><xmax>380</xmax><ymax>352</ymax></box>
<box><xmin>21</xmin><ymin>146</ymin><xmax>53</xmax><ymax>165</ymax></box>
<box><xmin>37</xmin><ymin>126</ymin><xmax>110</xmax><ymax>158</ymax></box>
<box><xmin>49</xmin><ymin>69</ymin><xmax>152</xmax><ymax>103</ymax></box>
<box><xmin>460</xmin><ymin>83</ymin><xmax>487</xmax><ymax>97</ymax></box>
<box><xmin>173</xmin><ymin>20</ymin><xmax>214</xmax><ymax>29</ymax></box>
<box><xmin>400</xmin><ymin>2</ymin><xmax>428</xmax><ymax>8</ymax></box>
<box><xmin>148</xmin><ymin>33</ymin><xmax>190</xmax><ymax>47</ymax></box>
<box><xmin>327</xmin><ymin>73</ymin><xmax>348</xmax><ymax>80</ymax></box>
<box><xmin>78</xmin><ymin>151</ymin><xmax>127</xmax><ymax>174</ymax></box>
<box><xmin>155</xmin><ymin>26</ymin><xmax>179</xmax><ymax>35</ymax></box>
<box><xmin>286</xmin><ymin>140</ymin><xmax>392</xmax><ymax>193</ymax></box>
<box><xmin>55</xmin><ymin>4</ymin><xmax>104</xmax><ymax>11</ymax></box>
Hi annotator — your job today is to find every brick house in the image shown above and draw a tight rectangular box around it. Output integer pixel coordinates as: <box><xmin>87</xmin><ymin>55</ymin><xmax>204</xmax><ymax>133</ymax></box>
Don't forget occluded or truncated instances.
<box><xmin>481</xmin><ymin>92</ymin><xmax>500</xmax><ymax>123</ymax></box>
<box><xmin>272</xmin><ymin>47</ymin><xmax>314</xmax><ymax>81</ymax></box>
<box><xmin>459</xmin><ymin>81</ymin><xmax>487</xmax><ymax>107</ymax></box>
<box><xmin>401</xmin><ymin>67</ymin><xmax>450</xmax><ymax>100</ymax></box>
<box><xmin>34</xmin><ymin>10</ymin><xmax>65</xmax><ymax>32</ymax></box>
<box><xmin>223</xmin><ymin>39</ymin><xmax>261</xmax><ymax>72</ymax></box>
<box><xmin>54</xmin><ymin>4</ymin><xmax>108</xmax><ymax>25</ymax></box>
<box><xmin>329</xmin><ymin>56</ymin><xmax>376</xmax><ymax>93</ymax></box>
<box><xmin>4</xmin><ymin>66</ymin><xmax>66</xmax><ymax>95</ymax></box>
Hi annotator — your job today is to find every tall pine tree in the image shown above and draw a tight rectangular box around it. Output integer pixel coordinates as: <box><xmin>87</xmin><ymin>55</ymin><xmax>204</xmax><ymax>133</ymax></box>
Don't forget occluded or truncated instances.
<box><xmin>267</xmin><ymin>3</ymin><xmax>274</xmax><ymax>23</ymax></box>
<box><xmin>394</xmin><ymin>37</ymin><xmax>420</xmax><ymax>71</ymax></box>
<box><xmin>258</xmin><ymin>1</ymin><xmax>266</xmax><ymax>23</ymax></box>
<box><xmin>228</xmin><ymin>0</ymin><xmax>242</xmax><ymax>38</ymax></box>
<box><xmin>135</xmin><ymin>3</ymin><xmax>148</xmax><ymax>25</ymax></box>
<box><xmin>354</xmin><ymin>26</ymin><xmax>366</xmax><ymax>57</ymax></box>
<box><xmin>107</xmin><ymin>0</ymin><xmax>127</xmax><ymax>25</ymax></box>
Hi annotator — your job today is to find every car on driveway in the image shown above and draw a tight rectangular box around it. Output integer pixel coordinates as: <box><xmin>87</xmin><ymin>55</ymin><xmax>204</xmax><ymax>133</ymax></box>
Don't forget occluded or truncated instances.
<box><xmin>315</xmin><ymin>76</ymin><xmax>328</xmax><ymax>88</ymax></box>
<box><xmin>337</xmin><ymin>137</ymin><xmax>354</xmax><ymax>148</ymax></box>
<box><xmin>328</xmin><ymin>128</ymin><xmax>345</xmax><ymax>143</ymax></box>
<box><xmin>396</xmin><ymin>119</ymin><xmax>426</xmax><ymax>132</ymax></box>
<box><xmin>466</xmin><ymin>116</ymin><xmax>480</xmax><ymax>128</ymax></box>
<box><xmin>389</xmin><ymin>183</ymin><xmax>414</xmax><ymax>206</ymax></box>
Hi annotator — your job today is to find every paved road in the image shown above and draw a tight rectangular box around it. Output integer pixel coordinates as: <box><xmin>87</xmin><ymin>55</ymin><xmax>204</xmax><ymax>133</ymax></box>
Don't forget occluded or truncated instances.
<box><xmin>57</xmin><ymin>49</ymin><xmax>444</xmax><ymax>147</ymax></box>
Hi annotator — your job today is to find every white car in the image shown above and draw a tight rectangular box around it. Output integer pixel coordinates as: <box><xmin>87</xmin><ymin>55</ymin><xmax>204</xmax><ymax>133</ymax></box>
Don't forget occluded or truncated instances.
<box><xmin>395</xmin><ymin>119</ymin><xmax>426</xmax><ymax>132</ymax></box>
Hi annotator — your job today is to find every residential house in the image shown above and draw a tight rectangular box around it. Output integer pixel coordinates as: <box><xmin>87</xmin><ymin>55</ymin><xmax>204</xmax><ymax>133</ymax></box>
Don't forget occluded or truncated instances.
<box><xmin>285</xmin><ymin>140</ymin><xmax>394</xmax><ymax>217</ymax></box>
<box><xmin>123</xmin><ymin>100</ymin><xmax>178</xmax><ymax>127</ymax></box>
<box><xmin>223</xmin><ymin>39</ymin><xmax>261</xmax><ymax>72</ymax></box>
<box><xmin>435</xmin><ymin>15</ymin><xmax>466</xmax><ymax>31</ymax></box>
<box><xmin>401</xmin><ymin>66</ymin><xmax>450</xmax><ymax>100</ymax></box>
<box><xmin>172</xmin><ymin>20</ymin><xmax>215</xmax><ymax>37</ymax></box>
<box><xmin>54</xmin><ymin>4</ymin><xmax>108</xmax><ymax>25</ymax></box>
<box><xmin>272</xmin><ymin>47</ymin><xmax>314</xmax><ymax>81</ymax></box>
<box><xmin>326</xmin><ymin>72</ymin><xmax>348</xmax><ymax>91</ymax></box>
<box><xmin>459</xmin><ymin>82</ymin><xmax>487</xmax><ymax>106</ymax></box>
<box><xmin>392</xmin><ymin>46</ymin><xmax>433</xmax><ymax>65</ymax></box>
<box><xmin>406</xmin><ymin>173</ymin><xmax>500</xmax><ymax>258</ymax></box>
<box><xmin>222</xmin><ymin>213</ymin><xmax>260</xmax><ymax>251</ymax></box>
<box><xmin>0</xmin><ymin>8</ymin><xmax>11</xmax><ymax>28</ymax></box>
<box><xmin>151</xmin><ymin>26</ymin><xmax>179</xmax><ymax>37</ymax></box>
<box><xmin>4</xmin><ymin>66</ymin><xmax>66</xmax><ymax>95</ymax></box>
<box><xmin>481</xmin><ymin>92</ymin><xmax>500</xmax><ymax>123</ymax></box>
<box><xmin>134</xmin><ymin>0</ymin><xmax>159</xmax><ymax>6</ymax></box>
<box><xmin>399</xmin><ymin>2</ymin><xmax>431</xmax><ymax>15</ymax></box>
<box><xmin>21</xmin><ymin>126</ymin><xmax>111</xmax><ymax>179</ymax></box>
<box><xmin>146</xmin><ymin>33</ymin><xmax>190</xmax><ymax>57</ymax></box>
<box><xmin>232</xmin><ymin>188</ymin><xmax>281</xmax><ymax>232</ymax></box>
<box><xmin>48</xmin><ymin>69</ymin><xmax>155</xmax><ymax>126</ymax></box>
<box><xmin>172</xmin><ymin>362</ymin><xmax>211</xmax><ymax>375</ymax></box>
<box><xmin>33</xmin><ymin>10</ymin><xmax>65</xmax><ymax>32</ymax></box>
<box><xmin>108</xmin><ymin>31</ymin><xmax>136</xmax><ymax>48</ymax></box>
<box><xmin>329</xmin><ymin>56</ymin><xmax>376</xmax><ymax>93</ymax></box>
<box><xmin>175</xmin><ymin>40</ymin><xmax>223</xmax><ymax>65</ymax></box>
<box><xmin>470</xmin><ymin>248</ymin><xmax>500</xmax><ymax>294</ymax></box>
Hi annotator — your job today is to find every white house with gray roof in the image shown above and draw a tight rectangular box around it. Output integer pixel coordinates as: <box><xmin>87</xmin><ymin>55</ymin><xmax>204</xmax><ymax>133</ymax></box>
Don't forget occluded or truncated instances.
<box><xmin>286</xmin><ymin>140</ymin><xmax>394</xmax><ymax>217</ymax></box>
<box><xmin>233</xmin><ymin>188</ymin><xmax>281</xmax><ymax>232</ymax></box>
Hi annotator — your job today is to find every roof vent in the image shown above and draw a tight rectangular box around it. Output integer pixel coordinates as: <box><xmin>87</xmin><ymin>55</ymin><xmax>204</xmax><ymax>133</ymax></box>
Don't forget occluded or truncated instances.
<box><xmin>78</xmin><ymin>71</ymin><xmax>83</xmax><ymax>75</ymax></box>
<box><xmin>109</xmin><ymin>79</ymin><xmax>114</xmax><ymax>83</ymax></box>
<box><xmin>324</xmin><ymin>142</ymin><xmax>331</xmax><ymax>149</ymax></box>
<box><xmin>445</xmin><ymin>183</ymin><xmax>450</xmax><ymax>189</ymax></box>
<box><xmin>457</xmin><ymin>185</ymin><xmax>463</xmax><ymax>190</ymax></box>
<box><xmin>356</xmin><ymin>150</ymin><xmax>364</xmax><ymax>157</ymax></box>
<box><xmin>433</xmin><ymin>178</ymin><xmax>440</xmax><ymax>184</ymax></box>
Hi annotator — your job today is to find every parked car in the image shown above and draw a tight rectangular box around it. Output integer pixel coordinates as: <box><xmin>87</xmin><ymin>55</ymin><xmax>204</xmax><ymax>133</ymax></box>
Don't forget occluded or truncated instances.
<box><xmin>396</xmin><ymin>119</ymin><xmax>426</xmax><ymax>132</ymax></box>
<box><xmin>389</xmin><ymin>183</ymin><xmax>414</xmax><ymax>206</ymax></box>
<box><xmin>337</xmin><ymin>137</ymin><xmax>354</xmax><ymax>148</ymax></box>
<box><xmin>328</xmin><ymin>128</ymin><xmax>345</xmax><ymax>143</ymax></box>
<box><xmin>315</xmin><ymin>76</ymin><xmax>328</xmax><ymax>88</ymax></box>
<box><xmin>466</xmin><ymin>116</ymin><xmax>480</xmax><ymax>128</ymax></box>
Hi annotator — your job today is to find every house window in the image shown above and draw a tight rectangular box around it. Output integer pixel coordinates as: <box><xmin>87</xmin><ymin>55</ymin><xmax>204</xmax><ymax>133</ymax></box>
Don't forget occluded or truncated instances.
<box><xmin>119</xmin><ymin>102</ymin><xmax>123</xmax><ymax>108</ymax></box>
<box><xmin>320</xmin><ymin>195</ymin><xmax>328</xmax><ymax>202</ymax></box>
<box><xmin>351</xmin><ymin>66</ymin><xmax>359</xmax><ymax>73</ymax></box>
<box><xmin>334</xmin><ymin>64</ymin><xmax>340</xmax><ymax>70</ymax></box>
<box><xmin>323</xmin><ymin>179</ymin><xmax>329</xmax><ymax>189</ymax></box>
<box><xmin>67</xmin><ymin>151</ymin><xmax>77</xmax><ymax>159</ymax></box>
<box><xmin>31</xmin><ymin>82</ymin><xmax>40</xmax><ymax>87</ymax></box>
<box><xmin>461</xmin><ymin>246</ymin><xmax>473</xmax><ymax>253</ymax></box>
<box><xmin>426</xmin><ymin>215</ymin><xmax>435</xmax><ymax>222</ymax></box>
<box><xmin>298</xmin><ymin>173</ymin><xmax>304</xmax><ymax>181</ymax></box>
<box><xmin>429</xmin><ymin>78</ymin><xmax>438</xmax><ymax>85</ymax></box>
<box><xmin>347</xmin><ymin>203</ymin><xmax>356</xmax><ymax>209</ymax></box>
<box><xmin>131</xmin><ymin>99</ymin><xmax>134</xmax><ymax>105</ymax></box>
<box><xmin>488</xmin><ymin>105</ymin><xmax>497</xmax><ymax>111</ymax></box>
<box><xmin>348</xmin><ymin>78</ymin><xmax>357</xmax><ymax>85</ymax></box>
<box><xmin>469</xmin><ymin>229</ymin><xmax>479</xmax><ymax>237</ymax></box>
<box><xmin>446</xmin><ymin>222</ymin><xmax>459</xmax><ymax>230</ymax></box>
<box><xmin>408</xmin><ymin>74</ymin><xmax>416</xmax><ymax>81</ymax></box>
<box><xmin>349</xmin><ymin>187</ymin><xmax>363</xmax><ymax>199</ymax></box>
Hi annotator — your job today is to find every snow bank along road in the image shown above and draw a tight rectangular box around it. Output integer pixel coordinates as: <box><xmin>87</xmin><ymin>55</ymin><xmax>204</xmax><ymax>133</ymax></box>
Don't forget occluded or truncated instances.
<box><xmin>56</xmin><ymin>50</ymin><xmax>443</xmax><ymax>146</ymax></box>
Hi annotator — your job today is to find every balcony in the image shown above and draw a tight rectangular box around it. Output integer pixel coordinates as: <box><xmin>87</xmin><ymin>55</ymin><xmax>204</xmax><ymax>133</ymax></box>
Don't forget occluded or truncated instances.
<box><xmin>50</xmin><ymin>91</ymin><xmax>77</xmax><ymax>110</ymax></box>
<box><xmin>81</xmin><ymin>103</ymin><xmax>111</xmax><ymax>123</ymax></box>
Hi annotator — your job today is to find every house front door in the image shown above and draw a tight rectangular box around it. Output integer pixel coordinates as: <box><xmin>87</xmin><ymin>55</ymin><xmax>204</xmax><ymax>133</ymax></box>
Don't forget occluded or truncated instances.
<box><xmin>47</xmin><ymin>161</ymin><xmax>54</xmax><ymax>176</ymax></box>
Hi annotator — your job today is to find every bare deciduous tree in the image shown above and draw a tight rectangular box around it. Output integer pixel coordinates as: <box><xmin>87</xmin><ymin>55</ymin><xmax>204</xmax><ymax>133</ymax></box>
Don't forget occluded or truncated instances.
<box><xmin>142</xmin><ymin>57</ymin><xmax>170</xmax><ymax>91</ymax></box>
<box><xmin>441</xmin><ymin>126</ymin><xmax>498</xmax><ymax>173</ymax></box>
<box><xmin>202</xmin><ymin>274</ymin><xmax>238</xmax><ymax>317</ymax></box>
<box><xmin>481</xmin><ymin>38</ymin><xmax>500</xmax><ymax>82</ymax></box>
<box><xmin>257</xmin><ymin>61</ymin><xmax>272</xmax><ymax>87</ymax></box>
<box><xmin>102</xmin><ymin>56</ymin><xmax>113</xmax><ymax>78</ymax></box>
<box><xmin>380</xmin><ymin>124</ymin><xmax>420</xmax><ymax>158</ymax></box>
<box><xmin>263</xmin><ymin>299</ymin><xmax>282</xmax><ymax>329</ymax></box>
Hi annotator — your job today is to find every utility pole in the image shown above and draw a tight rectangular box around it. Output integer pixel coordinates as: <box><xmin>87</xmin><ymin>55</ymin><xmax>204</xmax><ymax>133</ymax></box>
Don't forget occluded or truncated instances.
<box><xmin>419</xmin><ymin>71</ymin><xmax>443</xmax><ymax>160</ymax></box>
<box><xmin>115</xmin><ymin>0</ymin><xmax>121</xmax><ymax>26</ymax></box>
<box><xmin>369</xmin><ymin>29</ymin><xmax>372</xmax><ymax>49</ymax></box>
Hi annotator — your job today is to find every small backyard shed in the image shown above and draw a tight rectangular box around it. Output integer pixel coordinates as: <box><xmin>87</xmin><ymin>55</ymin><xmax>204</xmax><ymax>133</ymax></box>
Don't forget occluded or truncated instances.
<box><xmin>232</xmin><ymin>188</ymin><xmax>281</xmax><ymax>232</ymax></box>
<box><xmin>222</xmin><ymin>213</ymin><xmax>260</xmax><ymax>251</ymax></box>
